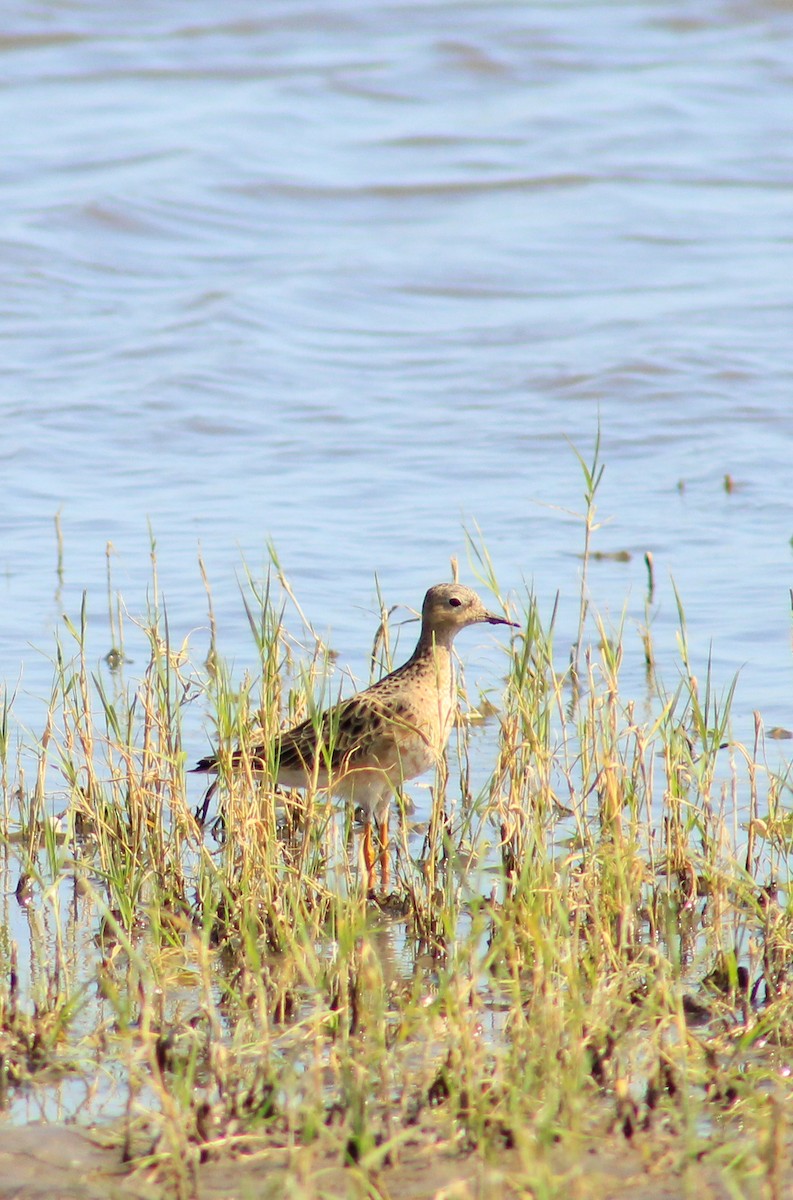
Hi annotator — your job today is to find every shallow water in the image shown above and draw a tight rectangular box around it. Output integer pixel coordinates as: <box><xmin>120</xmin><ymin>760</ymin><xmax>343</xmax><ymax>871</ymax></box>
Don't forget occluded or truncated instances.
<box><xmin>1</xmin><ymin>0</ymin><xmax>793</xmax><ymax>1127</ymax></box>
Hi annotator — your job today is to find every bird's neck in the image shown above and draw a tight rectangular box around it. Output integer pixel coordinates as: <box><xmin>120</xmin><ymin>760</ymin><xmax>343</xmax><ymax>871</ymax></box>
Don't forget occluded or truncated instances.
<box><xmin>411</xmin><ymin>627</ymin><xmax>456</xmax><ymax>661</ymax></box>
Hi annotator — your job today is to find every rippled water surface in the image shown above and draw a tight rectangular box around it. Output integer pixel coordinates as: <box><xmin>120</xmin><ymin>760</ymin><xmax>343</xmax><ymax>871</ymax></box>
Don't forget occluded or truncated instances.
<box><xmin>2</xmin><ymin>0</ymin><xmax>793</xmax><ymax>803</ymax></box>
<box><xmin>2</xmin><ymin>0</ymin><xmax>793</xmax><ymax>1133</ymax></box>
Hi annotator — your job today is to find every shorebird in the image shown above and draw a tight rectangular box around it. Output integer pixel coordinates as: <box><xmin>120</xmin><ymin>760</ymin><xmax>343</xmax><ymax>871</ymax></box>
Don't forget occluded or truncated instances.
<box><xmin>193</xmin><ymin>583</ymin><xmax>517</xmax><ymax>892</ymax></box>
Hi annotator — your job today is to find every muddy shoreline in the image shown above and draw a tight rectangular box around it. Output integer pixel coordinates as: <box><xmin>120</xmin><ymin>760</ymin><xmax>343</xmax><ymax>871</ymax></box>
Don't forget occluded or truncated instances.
<box><xmin>0</xmin><ymin>1122</ymin><xmax>785</xmax><ymax>1200</ymax></box>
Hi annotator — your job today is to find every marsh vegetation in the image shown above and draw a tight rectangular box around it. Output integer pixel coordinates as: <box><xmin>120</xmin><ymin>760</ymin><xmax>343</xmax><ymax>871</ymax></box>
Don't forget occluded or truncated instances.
<box><xmin>1</xmin><ymin>460</ymin><xmax>791</xmax><ymax>1199</ymax></box>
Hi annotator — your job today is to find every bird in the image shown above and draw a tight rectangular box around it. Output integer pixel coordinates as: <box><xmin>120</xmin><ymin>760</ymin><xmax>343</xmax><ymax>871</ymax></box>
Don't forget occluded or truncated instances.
<box><xmin>193</xmin><ymin>583</ymin><xmax>517</xmax><ymax>893</ymax></box>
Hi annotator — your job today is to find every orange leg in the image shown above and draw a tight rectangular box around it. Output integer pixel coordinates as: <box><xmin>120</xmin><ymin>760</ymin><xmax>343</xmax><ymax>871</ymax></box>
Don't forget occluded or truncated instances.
<box><xmin>377</xmin><ymin>815</ymin><xmax>390</xmax><ymax>893</ymax></box>
<box><xmin>362</xmin><ymin>821</ymin><xmax>377</xmax><ymax>895</ymax></box>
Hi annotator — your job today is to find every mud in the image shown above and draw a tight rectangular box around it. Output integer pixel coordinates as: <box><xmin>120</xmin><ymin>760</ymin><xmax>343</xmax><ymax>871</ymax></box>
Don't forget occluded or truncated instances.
<box><xmin>0</xmin><ymin>1123</ymin><xmax>782</xmax><ymax>1200</ymax></box>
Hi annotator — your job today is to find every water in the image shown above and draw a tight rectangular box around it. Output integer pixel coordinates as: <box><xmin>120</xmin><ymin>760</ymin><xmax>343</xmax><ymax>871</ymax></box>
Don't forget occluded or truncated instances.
<box><xmin>3</xmin><ymin>0</ymin><xmax>793</xmax><ymax>1131</ymax></box>
<box><xmin>3</xmin><ymin>0</ymin><xmax>793</xmax><ymax>746</ymax></box>
<box><xmin>2</xmin><ymin>2</ymin><xmax>792</xmax><ymax>774</ymax></box>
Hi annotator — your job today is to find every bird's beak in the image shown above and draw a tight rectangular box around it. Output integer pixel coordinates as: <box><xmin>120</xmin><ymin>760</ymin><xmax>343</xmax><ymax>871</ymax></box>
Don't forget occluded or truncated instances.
<box><xmin>484</xmin><ymin>611</ymin><xmax>519</xmax><ymax>628</ymax></box>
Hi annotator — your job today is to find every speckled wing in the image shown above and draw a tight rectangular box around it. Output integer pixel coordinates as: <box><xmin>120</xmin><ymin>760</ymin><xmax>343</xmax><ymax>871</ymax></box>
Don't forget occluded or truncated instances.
<box><xmin>273</xmin><ymin>689</ymin><xmax>428</xmax><ymax>779</ymax></box>
<box><xmin>193</xmin><ymin>658</ymin><xmax>443</xmax><ymax>787</ymax></box>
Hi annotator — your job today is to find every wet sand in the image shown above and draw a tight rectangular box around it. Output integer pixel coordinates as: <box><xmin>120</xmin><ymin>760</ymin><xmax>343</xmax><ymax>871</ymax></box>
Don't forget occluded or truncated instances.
<box><xmin>0</xmin><ymin>1122</ymin><xmax>782</xmax><ymax>1200</ymax></box>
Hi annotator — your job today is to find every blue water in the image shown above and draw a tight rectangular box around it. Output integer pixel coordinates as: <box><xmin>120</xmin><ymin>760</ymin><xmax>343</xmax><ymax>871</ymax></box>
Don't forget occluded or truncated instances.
<box><xmin>3</xmin><ymin>0</ymin><xmax>793</xmax><ymax>1132</ymax></box>
<box><xmin>2</xmin><ymin>0</ymin><xmax>793</xmax><ymax>766</ymax></box>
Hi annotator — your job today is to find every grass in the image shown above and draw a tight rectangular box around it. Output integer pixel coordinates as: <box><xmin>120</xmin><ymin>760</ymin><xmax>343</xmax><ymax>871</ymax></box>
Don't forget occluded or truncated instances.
<box><xmin>0</xmin><ymin>465</ymin><xmax>792</xmax><ymax>1199</ymax></box>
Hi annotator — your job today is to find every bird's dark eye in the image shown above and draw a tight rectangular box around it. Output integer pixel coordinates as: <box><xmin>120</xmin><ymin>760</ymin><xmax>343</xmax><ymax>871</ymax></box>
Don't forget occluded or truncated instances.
<box><xmin>449</xmin><ymin>596</ymin><xmax>462</xmax><ymax>608</ymax></box>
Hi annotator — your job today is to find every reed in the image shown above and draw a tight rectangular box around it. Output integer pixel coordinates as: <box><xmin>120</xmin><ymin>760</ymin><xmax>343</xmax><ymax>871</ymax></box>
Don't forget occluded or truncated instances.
<box><xmin>0</xmin><ymin>461</ymin><xmax>791</xmax><ymax>1198</ymax></box>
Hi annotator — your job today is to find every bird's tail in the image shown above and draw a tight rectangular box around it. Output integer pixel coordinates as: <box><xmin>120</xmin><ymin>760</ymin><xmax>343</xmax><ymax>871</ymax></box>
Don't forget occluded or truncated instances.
<box><xmin>191</xmin><ymin>754</ymin><xmax>218</xmax><ymax>774</ymax></box>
